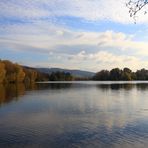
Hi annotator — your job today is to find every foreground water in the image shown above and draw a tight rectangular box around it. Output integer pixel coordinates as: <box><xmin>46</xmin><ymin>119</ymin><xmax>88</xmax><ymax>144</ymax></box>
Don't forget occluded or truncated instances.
<box><xmin>1</xmin><ymin>81</ymin><xmax>148</xmax><ymax>148</ymax></box>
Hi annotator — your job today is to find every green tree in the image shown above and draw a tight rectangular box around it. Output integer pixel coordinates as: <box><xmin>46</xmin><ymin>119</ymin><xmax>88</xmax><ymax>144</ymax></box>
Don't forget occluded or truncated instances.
<box><xmin>136</xmin><ymin>68</ymin><xmax>148</xmax><ymax>80</ymax></box>
<box><xmin>49</xmin><ymin>71</ymin><xmax>73</xmax><ymax>81</ymax></box>
<box><xmin>110</xmin><ymin>68</ymin><xmax>122</xmax><ymax>80</ymax></box>
<box><xmin>93</xmin><ymin>70</ymin><xmax>110</xmax><ymax>80</ymax></box>
<box><xmin>122</xmin><ymin>68</ymin><xmax>132</xmax><ymax>80</ymax></box>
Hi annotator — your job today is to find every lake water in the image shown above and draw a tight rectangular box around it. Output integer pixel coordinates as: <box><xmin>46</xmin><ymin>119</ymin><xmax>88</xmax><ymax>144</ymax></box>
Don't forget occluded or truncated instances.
<box><xmin>1</xmin><ymin>81</ymin><xmax>148</xmax><ymax>148</ymax></box>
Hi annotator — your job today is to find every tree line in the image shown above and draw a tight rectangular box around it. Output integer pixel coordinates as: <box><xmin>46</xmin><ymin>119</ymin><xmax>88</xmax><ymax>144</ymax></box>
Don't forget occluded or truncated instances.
<box><xmin>1</xmin><ymin>60</ymin><xmax>148</xmax><ymax>83</ymax></box>
<box><xmin>49</xmin><ymin>71</ymin><xmax>74</xmax><ymax>81</ymax></box>
<box><xmin>93</xmin><ymin>68</ymin><xmax>148</xmax><ymax>81</ymax></box>
<box><xmin>0</xmin><ymin>60</ymin><xmax>74</xmax><ymax>83</ymax></box>
<box><xmin>0</xmin><ymin>60</ymin><xmax>49</xmax><ymax>83</ymax></box>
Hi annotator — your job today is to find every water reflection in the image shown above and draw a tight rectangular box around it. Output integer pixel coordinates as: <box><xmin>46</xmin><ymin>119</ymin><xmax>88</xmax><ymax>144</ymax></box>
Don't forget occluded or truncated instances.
<box><xmin>1</xmin><ymin>82</ymin><xmax>148</xmax><ymax>107</ymax></box>
<box><xmin>0</xmin><ymin>83</ymin><xmax>73</xmax><ymax>106</ymax></box>
<box><xmin>97</xmin><ymin>83</ymin><xmax>148</xmax><ymax>91</ymax></box>
<box><xmin>0</xmin><ymin>83</ymin><xmax>25</xmax><ymax>105</ymax></box>
<box><xmin>1</xmin><ymin>82</ymin><xmax>148</xmax><ymax>147</ymax></box>
<box><xmin>97</xmin><ymin>83</ymin><xmax>135</xmax><ymax>91</ymax></box>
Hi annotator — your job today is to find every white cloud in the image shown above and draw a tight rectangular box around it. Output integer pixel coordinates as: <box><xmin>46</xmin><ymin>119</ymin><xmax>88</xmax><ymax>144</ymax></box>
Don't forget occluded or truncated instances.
<box><xmin>2</xmin><ymin>22</ymin><xmax>147</xmax><ymax>54</ymax></box>
<box><xmin>1</xmin><ymin>0</ymin><xmax>148</xmax><ymax>71</ymax></box>
<box><xmin>1</xmin><ymin>0</ymin><xmax>148</xmax><ymax>24</ymax></box>
<box><xmin>1</xmin><ymin>20</ymin><xmax>148</xmax><ymax>71</ymax></box>
<box><xmin>0</xmin><ymin>0</ymin><xmax>49</xmax><ymax>19</ymax></box>
<box><xmin>49</xmin><ymin>50</ymin><xmax>148</xmax><ymax>71</ymax></box>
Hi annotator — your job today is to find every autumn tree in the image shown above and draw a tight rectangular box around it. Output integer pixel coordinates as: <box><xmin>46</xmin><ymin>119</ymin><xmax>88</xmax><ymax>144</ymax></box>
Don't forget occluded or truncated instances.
<box><xmin>2</xmin><ymin>60</ymin><xmax>25</xmax><ymax>83</ymax></box>
<box><xmin>0</xmin><ymin>60</ymin><xmax>50</xmax><ymax>83</ymax></box>
<box><xmin>23</xmin><ymin>68</ymin><xmax>37</xmax><ymax>83</ymax></box>
<box><xmin>15</xmin><ymin>64</ymin><xmax>25</xmax><ymax>82</ymax></box>
<box><xmin>0</xmin><ymin>62</ymin><xmax>6</xmax><ymax>83</ymax></box>
<box><xmin>3</xmin><ymin>60</ymin><xmax>17</xmax><ymax>83</ymax></box>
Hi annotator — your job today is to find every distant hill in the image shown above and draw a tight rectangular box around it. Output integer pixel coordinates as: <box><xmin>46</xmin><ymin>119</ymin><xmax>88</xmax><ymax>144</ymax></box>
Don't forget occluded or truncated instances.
<box><xmin>36</xmin><ymin>68</ymin><xmax>95</xmax><ymax>78</ymax></box>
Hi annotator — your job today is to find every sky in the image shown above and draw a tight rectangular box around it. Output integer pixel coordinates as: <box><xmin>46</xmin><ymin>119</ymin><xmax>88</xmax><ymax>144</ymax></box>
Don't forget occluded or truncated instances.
<box><xmin>1</xmin><ymin>0</ymin><xmax>148</xmax><ymax>72</ymax></box>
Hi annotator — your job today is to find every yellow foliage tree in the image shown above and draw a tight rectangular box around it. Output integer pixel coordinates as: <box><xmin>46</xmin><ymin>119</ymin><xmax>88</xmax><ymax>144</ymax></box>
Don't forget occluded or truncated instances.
<box><xmin>15</xmin><ymin>64</ymin><xmax>25</xmax><ymax>83</ymax></box>
<box><xmin>0</xmin><ymin>62</ymin><xmax>6</xmax><ymax>83</ymax></box>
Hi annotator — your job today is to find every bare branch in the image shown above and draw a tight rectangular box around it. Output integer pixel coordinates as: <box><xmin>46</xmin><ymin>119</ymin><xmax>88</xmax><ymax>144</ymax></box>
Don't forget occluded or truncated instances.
<box><xmin>126</xmin><ymin>0</ymin><xmax>148</xmax><ymax>22</ymax></box>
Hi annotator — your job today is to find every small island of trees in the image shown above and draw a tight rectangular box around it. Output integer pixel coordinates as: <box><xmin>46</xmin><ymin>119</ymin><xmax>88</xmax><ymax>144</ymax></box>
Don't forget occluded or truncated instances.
<box><xmin>93</xmin><ymin>68</ymin><xmax>148</xmax><ymax>81</ymax></box>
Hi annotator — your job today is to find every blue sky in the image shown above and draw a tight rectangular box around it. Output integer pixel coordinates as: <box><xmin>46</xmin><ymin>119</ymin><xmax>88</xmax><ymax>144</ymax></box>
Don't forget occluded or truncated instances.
<box><xmin>1</xmin><ymin>0</ymin><xmax>148</xmax><ymax>72</ymax></box>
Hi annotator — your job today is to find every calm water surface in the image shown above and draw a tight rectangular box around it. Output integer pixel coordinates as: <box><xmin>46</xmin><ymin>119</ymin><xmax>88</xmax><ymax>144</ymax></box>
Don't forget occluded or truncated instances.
<box><xmin>1</xmin><ymin>81</ymin><xmax>148</xmax><ymax>147</ymax></box>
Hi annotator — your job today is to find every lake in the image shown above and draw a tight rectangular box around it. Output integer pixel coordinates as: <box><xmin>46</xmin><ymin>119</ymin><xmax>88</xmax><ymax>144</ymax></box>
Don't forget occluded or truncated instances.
<box><xmin>1</xmin><ymin>81</ymin><xmax>148</xmax><ymax>148</ymax></box>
